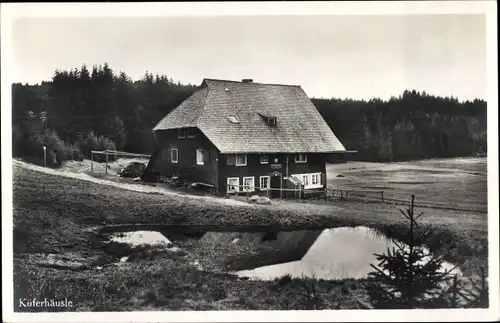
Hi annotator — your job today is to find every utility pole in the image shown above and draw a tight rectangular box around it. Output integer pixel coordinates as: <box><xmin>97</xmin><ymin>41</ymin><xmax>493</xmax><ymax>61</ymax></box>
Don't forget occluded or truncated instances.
<box><xmin>43</xmin><ymin>146</ymin><xmax>47</xmax><ymax>167</ymax></box>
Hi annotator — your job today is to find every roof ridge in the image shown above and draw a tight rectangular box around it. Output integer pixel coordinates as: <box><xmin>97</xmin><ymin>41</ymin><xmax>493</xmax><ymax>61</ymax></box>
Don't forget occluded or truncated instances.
<box><xmin>195</xmin><ymin>86</ymin><xmax>209</xmax><ymax>128</ymax></box>
<box><xmin>202</xmin><ymin>78</ymin><xmax>302</xmax><ymax>88</ymax></box>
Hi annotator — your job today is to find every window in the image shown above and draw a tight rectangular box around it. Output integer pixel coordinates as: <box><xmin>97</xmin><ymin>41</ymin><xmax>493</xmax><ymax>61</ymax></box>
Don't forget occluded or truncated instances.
<box><xmin>267</xmin><ymin>117</ymin><xmax>277</xmax><ymax>126</ymax></box>
<box><xmin>171</xmin><ymin>148</ymin><xmax>178</xmax><ymax>163</ymax></box>
<box><xmin>187</xmin><ymin>128</ymin><xmax>196</xmax><ymax>138</ymax></box>
<box><xmin>259</xmin><ymin>176</ymin><xmax>270</xmax><ymax>191</ymax></box>
<box><xmin>260</xmin><ymin>155</ymin><xmax>268</xmax><ymax>164</ymax></box>
<box><xmin>178</xmin><ymin>129</ymin><xmax>186</xmax><ymax>139</ymax></box>
<box><xmin>295</xmin><ymin>154</ymin><xmax>307</xmax><ymax>163</ymax></box>
<box><xmin>227</xmin><ymin>155</ymin><xmax>236</xmax><ymax>165</ymax></box>
<box><xmin>235</xmin><ymin>154</ymin><xmax>247</xmax><ymax>166</ymax></box>
<box><xmin>243</xmin><ymin>177</ymin><xmax>255</xmax><ymax>192</ymax></box>
<box><xmin>196</xmin><ymin>149</ymin><xmax>204</xmax><ymax>165</ymax></box>
<box><xmin>227</xmin><ymin>177</ymin><xmax>239</xmax><ymax>193</ymax></box>
<box><xmin>227</xmin><ymin>154</ymin><xmax>247</xmax><ymax>166</ymax></box>
<box><xmin>311</xmin><ymin>173</ymin><xmax>320</xmax><ymax>185</ymax></box>
<box><xmin>302</xmin><ymin>174</ymin><xmax>309</xmax><ymax>186</ymax></box>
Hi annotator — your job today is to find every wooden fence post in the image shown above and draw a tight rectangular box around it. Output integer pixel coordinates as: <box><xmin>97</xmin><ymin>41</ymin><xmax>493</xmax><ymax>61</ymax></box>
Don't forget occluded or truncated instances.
<box><xmin>280</xmin><ymin>177</ymin><xmax>283</xmax><ymax>199</ymax></box>
<box><xmin>105</xmin><ymin>151</ymin><xmax>109</xmax><ymax>174</ymax></box>
<box><xmin>340</xmin><ymin>190</ymin><xmax>343</xmax><ymax>200</ymax></box>
<box><xmin>90</xmin><ymin>151</ymin><xmax>94</xmax><ymax>172</ymax></box>
<box><xmin>381</xmin><ymin>191</ymin><xmax>384</xmax><ymax>203</ymax></box>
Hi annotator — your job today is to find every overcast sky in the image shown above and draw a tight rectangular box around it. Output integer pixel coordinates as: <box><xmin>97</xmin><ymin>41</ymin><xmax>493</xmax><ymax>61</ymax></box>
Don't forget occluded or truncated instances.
<box><xmin>12</xmin><ymin>14</ymin><xmax>486</xmax><ymax>101</ymax></box>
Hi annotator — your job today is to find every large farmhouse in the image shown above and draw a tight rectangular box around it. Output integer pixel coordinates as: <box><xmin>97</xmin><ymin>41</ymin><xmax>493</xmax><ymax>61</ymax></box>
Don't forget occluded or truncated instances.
<box><xmin>143</xmin><ymin>78</ymin><xmax>349</xmax><ymax>197</ymax></box>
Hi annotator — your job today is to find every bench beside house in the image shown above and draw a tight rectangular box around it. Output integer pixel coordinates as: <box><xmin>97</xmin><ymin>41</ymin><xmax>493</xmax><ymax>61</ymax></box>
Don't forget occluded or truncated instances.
<box><xmin>143</xmin><ymin>78</ymin><xmax>351</xmax><ymax>198</ymax></box>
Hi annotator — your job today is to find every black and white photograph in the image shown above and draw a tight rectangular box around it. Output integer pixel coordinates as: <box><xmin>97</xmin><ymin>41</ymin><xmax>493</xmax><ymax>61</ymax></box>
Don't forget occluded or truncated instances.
<box><xmin>1</xmin><ymin>2</ymin><xmax>498</xmax><ymax>322</ymax></box>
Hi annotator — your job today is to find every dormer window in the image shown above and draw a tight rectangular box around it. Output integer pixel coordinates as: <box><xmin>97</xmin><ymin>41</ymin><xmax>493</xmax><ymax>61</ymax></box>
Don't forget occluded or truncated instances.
<box><xmin>226</xmin><ymin>115</ymin><xmax>240</xmax><ymax>124</ymax></box>
<box><xmin>267</xmin><ymin>117</ymin><xmax>277</xmax><ymax>126</ymax></box>
<box><xmin>258</xmin><ymin>112</ymin><xmax>277</xmax><ymax>126</ymax></box>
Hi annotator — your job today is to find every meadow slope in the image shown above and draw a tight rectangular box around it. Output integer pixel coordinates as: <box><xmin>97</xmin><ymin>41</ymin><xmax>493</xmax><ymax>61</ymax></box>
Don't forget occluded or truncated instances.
<box><xmin>326</xmin><ymin>157</ymin><xmax>487</xmax><ymax>212</ymax></box>
<box><xmin>12</xmin><ymin>161</ymin><xmax>488</xmax><ymax>311</ymax></box>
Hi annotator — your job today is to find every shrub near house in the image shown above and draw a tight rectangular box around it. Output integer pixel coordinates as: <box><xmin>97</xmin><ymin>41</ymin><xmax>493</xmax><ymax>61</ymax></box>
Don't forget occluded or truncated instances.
<box><xmin>144</xmin><ymin>78</ymin><xmax>352</xmax><ymax>197</ymax></box>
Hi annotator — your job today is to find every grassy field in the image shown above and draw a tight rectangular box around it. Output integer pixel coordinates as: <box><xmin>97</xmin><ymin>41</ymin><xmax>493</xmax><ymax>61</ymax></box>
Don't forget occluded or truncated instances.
<box><xmin>12</xmin><ymin>157</ymin><xmax>488</xmax><ymax>311</ymax></box>
<box><xmin>326</xmin><ymin>157</ymin><xmax>487</xmax><ymax>213</ymax></box>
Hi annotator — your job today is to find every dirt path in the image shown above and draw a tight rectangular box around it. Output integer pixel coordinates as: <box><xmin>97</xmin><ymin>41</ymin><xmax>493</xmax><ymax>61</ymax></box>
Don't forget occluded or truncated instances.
<box><xmin>13</xmin><ymin>159</ymin><xmax>346</xmax><ymax>217</ymax></box>
<box><xmin>13</xmin><ymin>159</ymin><xmax>251</xmax><ymax>207</ymax></box>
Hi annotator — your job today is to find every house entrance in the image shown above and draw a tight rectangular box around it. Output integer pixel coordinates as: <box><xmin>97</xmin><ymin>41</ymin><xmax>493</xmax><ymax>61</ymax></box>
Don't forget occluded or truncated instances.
<box><xmin>270</xmin><ymin>171</ymin><xmax>282</xmax><ymax>198</ymax></box>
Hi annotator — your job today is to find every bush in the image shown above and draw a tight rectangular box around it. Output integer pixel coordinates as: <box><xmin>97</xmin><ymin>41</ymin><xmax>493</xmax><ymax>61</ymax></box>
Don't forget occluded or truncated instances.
<box><xmin>12</xmin><ymin>125</ymin><xmax>44</xmax><ymax>163</ymax></box>
<box><xmin>72</xmin><ymin>143</ymin><xmax>84</xmax><ymax>161</ymax></box>
<box><xmin>12</xmin><ymin>124</ymin><xmax>25</xmax><ymax>157</ymax></box>
<box><xmin>12</xmin><ymin>127</ymin><xmax>80</xmax><ymax>167</ymax></box>
<box><xmin>80</xmin><ymin>131</ymin><xmax>118</xmax><ymax>162</ymax></box>
<box><xmin>118</xmin><ymin>162</ymin><xmax>146</xmax><ymax>178</ymax></box>
<box><xmin>276</xmin><ymin>274</ymin><xmax>293</xmax><ymax>286</ymax></box>
<box><xmin>43</xmin><ymin>130</ymin><xmax>76</xmax><ymax>167</ymax></box>
<box><xmin>13</xmin><ymin>124</ymin><xmax>117</xmax><ymax>166</ymax></box>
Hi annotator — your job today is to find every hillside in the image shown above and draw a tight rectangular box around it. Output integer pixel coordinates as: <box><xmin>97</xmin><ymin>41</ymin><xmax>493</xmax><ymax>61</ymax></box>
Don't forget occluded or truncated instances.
<box><xmin>14</xmin><ymin>161</ymin><xmax>487</xmax><ymax>270</ymax></box>
<box><xmin>12</xmin><ymin>160</ymin><xmax>488</xmax><ymax>311</ymax></box>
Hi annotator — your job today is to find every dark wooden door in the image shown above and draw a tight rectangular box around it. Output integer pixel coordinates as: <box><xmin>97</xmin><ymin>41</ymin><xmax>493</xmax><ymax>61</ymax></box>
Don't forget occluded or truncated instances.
<box><xmin>270</xmin><ymin>172</ymin><xmax>282</xmax><ymax>198</ymax></box>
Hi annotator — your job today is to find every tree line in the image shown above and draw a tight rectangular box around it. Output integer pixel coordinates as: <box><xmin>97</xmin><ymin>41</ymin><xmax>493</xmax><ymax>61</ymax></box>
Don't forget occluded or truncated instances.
<box><xmin>12</xmin><ymin>63</ymin><xmax>487</xmax><ymax>166</ymax></box>
<box><xmin>313</xmin><ymin>92</ymin><xmax>486</xmax><ymax>162</ymax></box>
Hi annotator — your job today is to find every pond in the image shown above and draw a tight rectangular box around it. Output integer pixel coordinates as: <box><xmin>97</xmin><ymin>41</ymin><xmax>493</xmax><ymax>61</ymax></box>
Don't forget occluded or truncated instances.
<box><xmin>104</xmin><ymin>227</ymin><xmax>461</xmax><ymax>282</ymax></box>
<box><xmin>108</xmin><ymin>230</ymin><xmax>172</xmax><ymax>247</ymax></box>
<box><xmin>234</xmin><ymin>226</ymin><xmax>461</xmax><ymax>281</ymax></box>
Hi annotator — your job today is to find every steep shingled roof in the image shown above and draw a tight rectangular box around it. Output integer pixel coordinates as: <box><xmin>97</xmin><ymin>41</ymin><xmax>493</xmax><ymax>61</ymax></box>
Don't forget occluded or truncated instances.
<box><xmin>153</xmin><ymin>79</ymin><xmax>346</xmax><ymax>154</ymax></box>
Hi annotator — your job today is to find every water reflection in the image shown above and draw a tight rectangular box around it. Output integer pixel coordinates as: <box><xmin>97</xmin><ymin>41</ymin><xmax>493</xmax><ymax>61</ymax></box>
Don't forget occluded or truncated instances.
<box><xmin>108</xmin><ymin>230</ymin><xmax>172</xmax><ymax>247</ymax></box>
<box><xmin>235</xmin><ymin>226</ymin><xmax>460</xmax><ymax>281</ymax></box>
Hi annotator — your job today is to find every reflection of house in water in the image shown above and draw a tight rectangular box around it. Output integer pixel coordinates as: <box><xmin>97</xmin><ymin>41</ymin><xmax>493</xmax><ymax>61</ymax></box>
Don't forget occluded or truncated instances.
<box><xmin>144</xmin><ymin>78</ymin><xmax>353</xmax><ymax>197</ymax></box>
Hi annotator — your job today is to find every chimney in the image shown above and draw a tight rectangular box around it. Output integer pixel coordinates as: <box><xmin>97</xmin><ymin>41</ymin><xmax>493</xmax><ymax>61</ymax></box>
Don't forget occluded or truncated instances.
<box><xmin>241</xmin><ymin>79</ymin><xmax>253</xmax><ymax>83</ymax></box>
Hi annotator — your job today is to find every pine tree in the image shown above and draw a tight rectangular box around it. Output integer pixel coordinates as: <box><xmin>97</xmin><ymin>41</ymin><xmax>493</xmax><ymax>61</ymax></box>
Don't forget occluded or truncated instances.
<box><xmin>364</xmin><ymin>195</ymin><xmax>457</xmax><ymax>309</ymax></box>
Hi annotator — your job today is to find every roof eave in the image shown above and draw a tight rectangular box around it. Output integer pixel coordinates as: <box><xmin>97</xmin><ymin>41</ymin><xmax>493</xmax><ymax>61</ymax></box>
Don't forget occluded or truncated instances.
<box><xmin>218</xmin><ymin>149</ymin><xmax>348</xmax><ymax>154</ymax></box>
